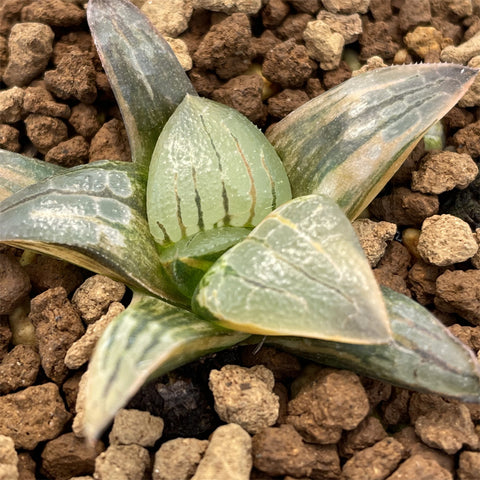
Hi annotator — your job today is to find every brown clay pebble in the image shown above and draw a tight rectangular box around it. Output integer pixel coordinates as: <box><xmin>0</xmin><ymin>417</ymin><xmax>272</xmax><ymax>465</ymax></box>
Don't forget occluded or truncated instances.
<box><xmin>0</xmin><ymin>344</ymin><xmax>40</xmax><ymax>394</ymax></box>
<box><xmin>3</xmin><ymin>22</ymin><xmax>54</xmax><ymax>87</ymax></box>
<box><xmin>69</xmin><ymin>103</ymin><xmax>102</xmax><ymax>139</ymax></box>
<box><xmin>153</xmin><ymin>438</ymin><xmax>209</xmax><ymax>480</ymax></box>
<box><xmin>72</xmin><ymin>274</ymin><xmax>126</xmax><ymax>324</ymax></box>
<box><xmin>44</xmin><ymin>51</ymin><xmax>97</xmax><ymax>104</ymax></box>
<box><xmin>0</xmin><ymin>253</ymin><xmax>30</xmax><ymax>315</ymax></box>
<box><xmin>369</xmin><ymin>187</ymin><xmax>439</xmax><ymax>226</ymax></box>
<box><xmin>252</xmin><ymin>424</ymin><xmax>319</xmax><ymax>478</ymax></box>
<box><xmin>341</xmin><ymin>437</ymin><xmax>405</xmax><ymax>480</ymax></box>
<box><xmin>0</xmin><ymin>124</ymin><xmax>20</xmax><ymax>152</ymax></box>
<box><xmin>41</xmin><ymin>433</ymin><xmax>105</xmax><ymax>480</ymax></box>
<box><xmin>193</xmin><ymin>13</ymin><xmax>254</xmax><ymax>79</ymax></box>
<box><xmin>453</xmin><ymin>119</ymin><xmax>480</xmax><ymax>158</ymax></box>
<box><xmin>287</xmin><ymin>368</ymin><xmax>369</xmax><ymax>444</ymax></box>
<box><xmin>262</xmin><ymin>39</ymin><xmax>314</xmax><ymax>88</ymax></box>
<box><xmin>276</xmin><ymin>13</ymin><xmax>313</xmax><ymax>42</ymax></box>
<box><xmin>414</xmin><ymin>402</ymin><xmax>479</xmax><ymax>454</ymax></box>
<box><xmin>211</xmin><ymin>74</ymin><xmax>267</xmax><ymax>124</ymax></box>
<box><xmin>25</xmin><ymin>255</ymin><xmax>85</xmax><ymax>295</ymax></box>
<box><xmin>24</xmin><ymin>114</ymin><xmax>69</xmax><ymax>155</ymax></box>
<box><xmin>23</xmin><ymin>85</ymin><xmax>71</xmax><ymax>119</ymax></box>
<box><xmin>89</xmin><ymin>118</ymin><xmax>131</xmax><ymax>163</ymax></box>
<box><xmin>435</xmin><ymin>270</ymin><xmax>480</xmax><ymax>325</ymax></box>
<box><xmin>339</xmin><ymin>416</ymin><xmax>388</xmax><ymax>457</ymax></box>
<box><xmin>386</xmin><ymin>454</ymin><xmax>452</xmax><ymax>480</ymax></box>
<box><xmin>0</xmin><ymin>383</ymin><xmax>71</xmax><ymax>450</ymax></box>
<box><xmin>45</xmin><ymin>136</ymin><xmax>90</xmax><ymax>167</ymax></box>
<box><xmin>0</xmin><ymin>86</ymin><xmax>24</xmax><ymax>124</ymax></box>
<box><xmin>94</xmin><ymin>444</ymin><xmax>150</xmax><ymax>480</ymax></box>
<box><xmin>458</xmin><ymin>451</ymin><xmax>480</xmax><ymax>480</ymax></box>
<box><xmin>21</xmin><ymin>0</ymin><xmax>86</xmax><ymax>27</ymax></box>
<box><xmin>267</xmin><ymin>89</ymin><xmax>310</xmax><ymax>119</ymax></box>
<box><xmin>29</xmin><ymin>287</ymin><xmax>85</xmax><ymax>383</ymax></box>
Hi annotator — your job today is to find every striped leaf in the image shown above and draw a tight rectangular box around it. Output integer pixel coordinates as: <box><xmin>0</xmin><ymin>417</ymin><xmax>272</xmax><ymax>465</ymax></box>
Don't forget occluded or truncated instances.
<box><xmin>147</xmin><ymin>95</ymin><xmax>292</xmax><ymax>247</ymax></box>
<box><xmin>192</xmin><ymin>195</ymin><xmax>391</xmax><ymax>344</ymax></box>
<box><xmin>83</xmin><ymin>293</ymin><xmax>248</xmax><ymax>440</ymax></box>
<box><xmin>0</xmin><ymin>150</ymin><xmax>64</xmax><ymax>201</ymax></box>
<box><xmin>87</xmin><ymin>0</ymin><xmax>197</xmax><ymax>168</ymax></box>
<box><xmin>268</xmin><ymin>287</ymin><xmax>480</xmax><ymax>401</ymax></box>
<box><xmin>267</xmin><ymin>64</ymin><xmax>477</xmax><ymax>220</ymax></box>
<box><xmin>0</xmin><ymin>161</ymin><xmax>187</xmax><ymax>305</ymax></box>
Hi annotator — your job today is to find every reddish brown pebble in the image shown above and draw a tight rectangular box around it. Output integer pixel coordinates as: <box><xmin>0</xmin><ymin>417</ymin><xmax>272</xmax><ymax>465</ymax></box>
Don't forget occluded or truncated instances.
<box><xmin>29</xmin><ymin>287</ymin><xmax>85</xmax><ymax>383</ymax></box>
<box><xmin>342</xmin><ymin>437</ymin><xmax>405</xmax><ymax>480</ymax></box>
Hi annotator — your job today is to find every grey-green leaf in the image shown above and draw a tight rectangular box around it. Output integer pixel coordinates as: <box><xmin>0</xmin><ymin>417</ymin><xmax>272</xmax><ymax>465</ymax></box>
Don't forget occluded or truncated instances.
<box><xmin>87</xmin><ymin>0</ymin><xmax>197</xmax><ymax>168</ymax></box>
<box><xmin>192</xmin><ymin>195</ymin><xmax>391</xmax><ymax>344</ymax></box>
<box><xmin>83</xmin><ymin>293</ymin><xmax>249</xmax><ymax>440</ymax></box>
<box><xmin>267</xmin><ymin>64</ymin><xmax>478</xmax><ymax>220</ymax></box>
<box><xmin>147</xmin><ymin>94</ymin><xmax>292</xmax><ymax>247</ymax></box>
<box><xmin>0</xmin><ymin>150</ymin><xmax>64</xmax><ymax>201</ymax></box>
<box><xmin>267</xmin><ymin>287</ymin><xmax>480</xmax><ymax>401</ymax></box>
<box><xmin>0</xmin><ymin>161</ymin><xmax>187</xmax><ymax>305</ymax></box>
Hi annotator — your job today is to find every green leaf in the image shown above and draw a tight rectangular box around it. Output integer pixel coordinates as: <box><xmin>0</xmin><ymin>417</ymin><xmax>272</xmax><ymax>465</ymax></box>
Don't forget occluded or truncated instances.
<box><xmin>267</xmin><ymin>64</ymin><xmax>478</xmax><ymax>220</ymax></box>
<box><xmin>268</xmin><ymin>287</ymin><xmax>480</xmax><ymax>401</ymax></box>
<box><xmin>192</xmin><ymin>195</ymin><xmax>391</xmax><ymax>344</ymax></box>
<box><xmin>158</xmin><ymin>226</ymin><xmax>252</xmax><ymax>299</ymax></box>
<box><xmin>0</xmin><ymin>161</ymin><xmax>187</xmax><ymax>305</ymax></box>
<box><xmin>0</xmin><ymin>150</ymin><xmax>64</xmax><ymax>201</ymax></box>
<box><xmin>147</xmin><ymin>94</ymin><xmax>292</xmax><ymax>247</ymax></box>
<box><xmin>83</xmin><ymin>293</ymin><xmax>249</xmax><ymax>440</ymax></box>
<box><xmin>87</xmin><ymin>0</ymin><xmax>197</xmax><ymax>168</ymax></box>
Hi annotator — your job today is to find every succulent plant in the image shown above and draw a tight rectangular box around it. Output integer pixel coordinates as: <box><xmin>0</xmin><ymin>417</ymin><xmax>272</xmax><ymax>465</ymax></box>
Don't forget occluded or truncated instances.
<box><xmin>1</xmin><ymin>0</ymin><xmax>479</xmax><ymax>440</ymax></box>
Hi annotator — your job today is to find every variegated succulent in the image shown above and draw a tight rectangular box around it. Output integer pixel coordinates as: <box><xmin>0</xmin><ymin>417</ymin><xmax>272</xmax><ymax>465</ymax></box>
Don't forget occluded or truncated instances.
<box><xmin>1</xmin><ymin>0</ymin><xmax>480</xmax><ymax>440</ymax></box>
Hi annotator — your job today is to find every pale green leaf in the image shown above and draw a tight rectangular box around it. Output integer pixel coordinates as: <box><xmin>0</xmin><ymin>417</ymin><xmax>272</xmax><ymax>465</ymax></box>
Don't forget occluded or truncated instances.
<box><xmin>267</xmin><ymin>64</ymin><xmax>477</xmax><ymax>219</ymax></box>
<box><xmin>87</xmin><ymin>0</ymin><xmax>197</xmax><ymax>168</ymax></box>
<box><xmin>0</xmin><ymin>161</ymin><xmax>187</xmax><ymax>305</ymax></box>
<box><xmin>83</xmin><ymin>293</ymin><xmax>248</xmax><ymax>440</ymax></box>
<box><xmin>147</xmin><ymin>94</ymin><xmax>292</xmax><ymax>247</ymax></box>
<box><xmin>0</xmin><ymin>150</ymin><xmax>64</xmax><ymax>201</ymax></box>
<box><xmin>268</xmin><ymin>287</ymin><xmax>480</xmax><ymax>401</ymax></box>
<box><xmin>192</xmin><ymin>195</ymin><xmax>391</xmax><ymax>344</ymax></box>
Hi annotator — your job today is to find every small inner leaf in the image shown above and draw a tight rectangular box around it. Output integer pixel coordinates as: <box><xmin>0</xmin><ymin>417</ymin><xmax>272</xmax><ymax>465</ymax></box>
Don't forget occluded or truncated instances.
<box><xmin>147</xmin><ymin>94</ymin><xmax>291</xmax><ymax>247</ymax></box>
<box><xmin>192</xmin><ymin>195</ymin><xmax>391</xmax><ymax>344</ymax></box>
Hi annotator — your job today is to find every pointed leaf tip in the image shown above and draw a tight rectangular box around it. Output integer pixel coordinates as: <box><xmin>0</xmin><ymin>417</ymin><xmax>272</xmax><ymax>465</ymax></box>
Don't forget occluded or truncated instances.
<box><xmin>268</xmin><ymin>63</ymin><xmax>478</xmax><ymax>220</ymax></box>
<box><xmin>87</xmin><ymin>0</ymin><xmax>197</xmax><ymax>168</ymax></box>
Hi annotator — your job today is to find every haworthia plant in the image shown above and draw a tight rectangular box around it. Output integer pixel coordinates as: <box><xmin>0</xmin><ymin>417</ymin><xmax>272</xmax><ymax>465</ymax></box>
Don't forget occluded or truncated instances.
<box><xmin>0</xmin><ymin>0</ymin><xmax>479</xmax><ymax>441</ymax></box>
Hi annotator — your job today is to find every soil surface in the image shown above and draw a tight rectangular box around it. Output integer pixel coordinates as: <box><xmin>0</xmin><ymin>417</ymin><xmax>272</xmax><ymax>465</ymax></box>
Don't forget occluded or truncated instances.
<box><xmin>1</xmin><ymin>0</ymin><xmax>480</xmax><ymax>479</ymax></box>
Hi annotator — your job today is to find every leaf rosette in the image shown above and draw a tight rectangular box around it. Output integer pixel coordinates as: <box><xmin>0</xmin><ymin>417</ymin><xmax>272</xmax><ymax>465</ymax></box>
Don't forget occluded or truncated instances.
<box><xmin>0</xmin><ymin>0</ymin><xmax>479</xmax><ymax>441</ymax></box>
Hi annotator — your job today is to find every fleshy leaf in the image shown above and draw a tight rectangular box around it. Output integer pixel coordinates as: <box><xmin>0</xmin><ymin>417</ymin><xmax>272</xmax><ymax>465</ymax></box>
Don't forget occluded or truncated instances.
<box><xmin>147</xmin><ymin>94</ymin><xmax>292</xmax><ymax>247</ymax></box>
<box><xmin>267</xmin><ymin>287</ymin><xmax>480</xmax><ymax>401</ymax></box>
<box><xmin>87</xmin><ymin>0</ymin><xmax>197</xmax><ymax>167</ymax></box>
<box><xmin>267</xmin><ymin>64</ymin><xmax>478</xmax><ymax>219</ymax></box>
<box><xmin>83</xmin><ymin>293</ymin><xmax>249</xmax><ymax>440</ymax></box>
<box><xmin>0</xmin><ymin>161</ymin><xmax>187</xmax><ymax>305</ymax></box>
<box><xmin>0</xmin><ymin>150</ymin><xmax>64</xmax><ymax>201</ymax></box>
<box><xmin>192</xmin><ymin>195</ymin><xmax>391</xmax><ymax>344</ymax></box>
